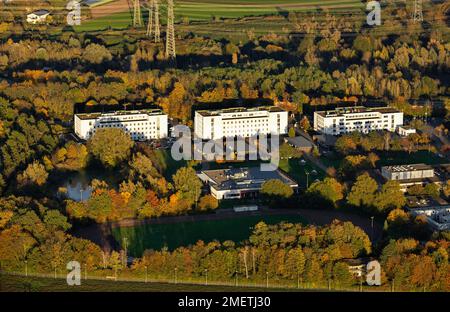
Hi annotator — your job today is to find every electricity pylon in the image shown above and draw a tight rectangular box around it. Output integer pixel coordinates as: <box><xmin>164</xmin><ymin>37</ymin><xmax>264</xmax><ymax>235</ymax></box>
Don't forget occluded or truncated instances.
<box><xmin>133</xmin><ymin>0</ymin><xmax>143</xmax><ymax>27</ymax></box>
<box><xmin>146</xmin><ymin>6</ymin><xmax>153</xmax><ymax>36</ymax></box>
<box><xmin>147</xmin><ymin>0</ymin><xmax>161</xmax><ymax>42</ymax></box>
<box><xmin>413</xmin><ymin>0</ymin><xmax>423</xmax><ymax>23</ymax></box>
<box><xmin>166</xmin><ymin>0</ymin><xmax>176</xmax><ymax>59</ymax></box>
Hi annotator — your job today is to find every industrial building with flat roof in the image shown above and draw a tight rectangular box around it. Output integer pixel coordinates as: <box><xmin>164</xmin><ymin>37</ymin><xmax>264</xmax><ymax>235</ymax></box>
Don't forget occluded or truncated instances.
<box><xmin>381</xmin><ymin>163</ymin><xmax>449</xmax><ymax>191</ymax></box>
<box><xmin>313</xmin><ymin>106</ymin><xmax>403</xmax><ymax>135</ymax></box>
<box><xmin>74</xmin><ymin>109</ymin><xmax>168</xmax><ymax>141</ymax></box>
<box><xmin>194</xmin><ymin>106</ymin><xmax>288</xmax><ymax>140</ymax></box>
<box><xmin>197</xmin><ymin>167</ymin><xmax>298</xmax><ymax>200</ymax></box>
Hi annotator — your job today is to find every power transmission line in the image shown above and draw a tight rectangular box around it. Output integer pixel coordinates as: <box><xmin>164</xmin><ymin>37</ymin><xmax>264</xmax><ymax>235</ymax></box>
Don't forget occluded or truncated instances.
<box><xmin>166</xmin><ymin>0</ymin><xmax>176</xmax><ymax>59</ymax></box>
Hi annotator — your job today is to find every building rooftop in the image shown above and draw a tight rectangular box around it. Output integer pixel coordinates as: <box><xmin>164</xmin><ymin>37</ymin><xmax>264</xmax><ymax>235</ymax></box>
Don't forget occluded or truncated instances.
<box><xmin>398</xmin><ymin>125</ymin><xmax>415</xmax><ymax>130</ymax></box>
<box><xmin>196</xmin><ymin>106</ymin><xmax>285</xmax><ymax>117</ymax></box>
<box><xmin>315</xmin><ymin>106</ymin><xmax>401</xmax><ymax>118</ymax></box>
<box><xmin>75</xmin><ymin>109</ymin><xmax>165</xmax><ymax>120</ymax></box>
<box><xmin>382</xmin><ymin>163</ymin><xmax>432</xmax><ymax>173</ymax></box>
<box><xmin>30</xmin><ymin>10</ymin><xmax>50</xmax><ymax>16</ymax></box>
<box><xmin>199</xmin><ymin>167</ymin><xmax>298</xmax><ymax>191</ymax></box>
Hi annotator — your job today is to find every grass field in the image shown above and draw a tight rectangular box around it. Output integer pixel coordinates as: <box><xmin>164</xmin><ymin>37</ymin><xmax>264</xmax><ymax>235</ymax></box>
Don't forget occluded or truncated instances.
<box><xmin>279</xmin><ymin>157</ymin><xmax>325</xmax><ymax>188</ymax></box>
<box><xmin>75</xmin><ymin>0</ymin><xmax>364</xmax><ymax>32</ymax></box>
<box><xmin>0</xmin><ymin>273</ymin><xmax>293</xmax><ymax>292</ymax></box>
<box><xmin>112</xmin><ymin>214</ymin><xmax>307</xmax><ymax>256</ymax></box>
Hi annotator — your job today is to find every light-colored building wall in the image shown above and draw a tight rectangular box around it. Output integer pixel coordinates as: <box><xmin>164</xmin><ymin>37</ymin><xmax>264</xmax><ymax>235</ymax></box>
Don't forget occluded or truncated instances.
<box><xmin>195</xmin><ymin>107</ymin><xmax>288</xmax><ymax>140</ymax></box>
<box><xmin>74</xmin><ymin>109</ymin><xmax>168</xmax><ymax>141</ymax></box>
<box><xmin>397</xmin><ymin>126</ymin><xmax>416</xmax><ymax>137</ymax></box>
<box><xmin>314</xmin><ymin>106</ymin><xmax>403</xmax><ymax>135</ymax></box>
<box><xmin>381</xmin><ymin>165</ymin><xmax>435</xmax><ymax>181</ymax></box>
<box><xmin>27</xmin><ymin>11</ymin><xmax>50</xmax><ymax>24</ymax></box>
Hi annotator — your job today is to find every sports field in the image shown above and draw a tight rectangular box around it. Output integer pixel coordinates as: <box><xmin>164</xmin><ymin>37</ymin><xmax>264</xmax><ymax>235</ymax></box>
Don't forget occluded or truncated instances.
<box><xmin>112</xmin><ymin>214</ymin><xmax>307</xmax><ymax>256</ymax></box>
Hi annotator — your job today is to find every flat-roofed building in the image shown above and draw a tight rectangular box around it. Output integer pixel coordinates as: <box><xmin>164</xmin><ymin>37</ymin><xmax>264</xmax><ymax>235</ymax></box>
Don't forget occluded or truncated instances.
<box><xmin>382</xmin><ymin>164</ymin><xmax>435</xmax><ymax>181</ymax></box>
<box><xmin>74</xmin><ymin>109</ymin><xmax>168</xmax><ymax>141</ymax></box>
<box><xmin>313</xmin><ymin>106</ymin><xmax>403</xmax><ymax>135</ymax></box>
<box><xmin>381</xmin><ymin>163</ymin><xmax>437</xmax><ymax>190</ymax></box>
<box><xmin>197</xmin><ymin>167</ymin><xmax>298</xmax><ymax>200</ymax></box>
<box><xmin>397</xmin><ymin>125</ymin><xmax>416</xmax><ymax>137</ymax></box>
<box><xmin>194</xmin><ymin>106</ymin><xmax>288</xmax><ymax>140</ymax></box>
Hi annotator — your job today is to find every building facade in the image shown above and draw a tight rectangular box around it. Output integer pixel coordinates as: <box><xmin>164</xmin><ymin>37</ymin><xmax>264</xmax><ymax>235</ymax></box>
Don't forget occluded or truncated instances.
<box><xmin>313</xmin><ymin>106</ymin><xmax>403</xmax><ymax>135</ymax></box>
<box><xmin>74</xmin><ymin>109</ymin><xmax>168</xmax><ymax>141</ymax></box>
<box><xmin>397</xmin><ymin>125</ymin><xmax>416</xmax><ymax>137</ymax></box>
<box><xmin>381</xmin><ymin>163</ymin><xmax>437</xmax><ymax>190</ymax></box>
<box><xmin>194</xmin><ymin>106</ymin><xmax>288</xmax><ymax>140</ymax></box>
<box><xmin>381</xmin><ymin>164</ymin><xmax>435</xmax><ymax>181</ymax></box>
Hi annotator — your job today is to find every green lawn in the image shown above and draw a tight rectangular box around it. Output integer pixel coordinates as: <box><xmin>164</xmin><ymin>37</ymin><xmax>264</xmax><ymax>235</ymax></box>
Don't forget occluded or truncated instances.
<box><xmin>76</xmin><ymin>11</ymin><xmax>133</xmax><ymax>32</ymax></box>
<box><xmin>279</xmin><ymin>157</ymin><xmax>325</xmax><ymax>188</ymax></box>
<box><xmin>112</xmin><ymin>214</ymin><xmax>307</xmax><ymax>256</ymax></box>
<box><xmin>0</xmin><ymin>273</ymin><xmax>289</xmax><ymax>292</ymax></box>
<box><xmin>150</xmin><ymin>148</ymin><xmax>189</xmax><ymax>180</ymax></box>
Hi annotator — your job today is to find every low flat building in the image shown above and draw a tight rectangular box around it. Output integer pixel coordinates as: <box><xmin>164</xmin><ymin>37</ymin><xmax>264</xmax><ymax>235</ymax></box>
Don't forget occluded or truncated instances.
<box><xmin>197</xmin><ymin>167</ymin><xmax>298</xmax><ymax>200</ymax></box>
<box><xmin>194</xmin><ymin>106</ymin><xmax>288</xmax><ymax>140</ymax></box>
<box><xmin>313</xmin><ymin>106</ymin><xmax>403</xmax><ymax>135</ymax></box>
<box><xmin>74</xmin><ymin>109</ymin><xmax>168</xmax><ymax>141</ymax></box>
<box><xmin>397</xmin><ymin>125</ymin><xmax>416</xmax><ymax>137</ymax></box>
<box><xmin>381</xmin><ymin>163</ymin><xmax>438</xmax><ymax>190</ymax></box>
<box><xmin>27</xmin><ymin>10</ymin><xmax>50</xmax><ymax>24</ymax></box>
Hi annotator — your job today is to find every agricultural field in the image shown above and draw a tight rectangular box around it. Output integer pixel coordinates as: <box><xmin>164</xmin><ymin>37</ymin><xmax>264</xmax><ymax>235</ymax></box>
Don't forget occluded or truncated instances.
<box><xmin>76</xmin><ymin>0</ymin><xmax>364</xmax><ymax>32</ymax></box>
<box><xmin>112</xmin><ymin>214</ymin><xmax>307</xmax><ymax>256</ymax></box>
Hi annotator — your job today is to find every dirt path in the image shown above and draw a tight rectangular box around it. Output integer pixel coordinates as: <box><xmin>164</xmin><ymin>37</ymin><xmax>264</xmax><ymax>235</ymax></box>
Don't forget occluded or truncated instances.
<box><xmin>73</xmin><ymin>207</ymin><xmax>383</xmax><ymax>252</ymax></box>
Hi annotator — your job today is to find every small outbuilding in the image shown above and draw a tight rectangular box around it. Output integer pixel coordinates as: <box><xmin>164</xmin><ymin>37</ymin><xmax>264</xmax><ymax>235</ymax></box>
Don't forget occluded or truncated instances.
<box><xmin>397</xmin><ymin>125</ymin><xmax>416</xmax><ymax>137</ymax></box>
<box><xmin>27</xmin><ymin>10</ymin><xmax>50</xmax><ymax>24</ymax></box>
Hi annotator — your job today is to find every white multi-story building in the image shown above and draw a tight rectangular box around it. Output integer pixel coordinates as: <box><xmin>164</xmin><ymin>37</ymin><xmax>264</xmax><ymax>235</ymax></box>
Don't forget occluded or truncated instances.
<box><xmin>194</xmin><ymin>106</ymin><xmax>288</xmax><ymax>140</ymax></box>
<box><xmin>74</xmin><ymin>109</ymin><xmax>168</xmax><ymax>141</ymax></box>
<box><xmin>313</xmin><ymin>106</ymin><xmax>403</xmax><ymax>135</ymax></box>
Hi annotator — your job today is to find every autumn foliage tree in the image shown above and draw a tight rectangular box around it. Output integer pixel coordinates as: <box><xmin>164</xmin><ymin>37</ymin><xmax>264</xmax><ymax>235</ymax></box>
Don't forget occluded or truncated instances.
<box><xmin>88</xmin><ymin>128</ymin><xmax>134</xmax><ymax>168</ymax></box>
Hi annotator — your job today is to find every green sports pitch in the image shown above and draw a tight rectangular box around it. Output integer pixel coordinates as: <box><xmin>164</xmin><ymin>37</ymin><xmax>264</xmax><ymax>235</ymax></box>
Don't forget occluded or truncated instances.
<box><xmin>112</xmin><ymin>214</ymin><xmax>307</xmax><ymax>257</ymax></box>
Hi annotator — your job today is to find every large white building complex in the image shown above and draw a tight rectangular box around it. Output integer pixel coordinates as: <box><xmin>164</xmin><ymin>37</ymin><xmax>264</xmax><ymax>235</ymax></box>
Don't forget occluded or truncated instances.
<box><xmin>313</xmin><ymin>106</ymin><xmax>403</xmax><ymax>135</ymax></box>
<box><xmin>194</xmin><ymin>106</ymin><xmax>288</xmax><ymax>140</ymax></box>
<box><xmin>74</xmin><ymin>109</ymin><xmax>168</xmax><ymax>141</ymax></box>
